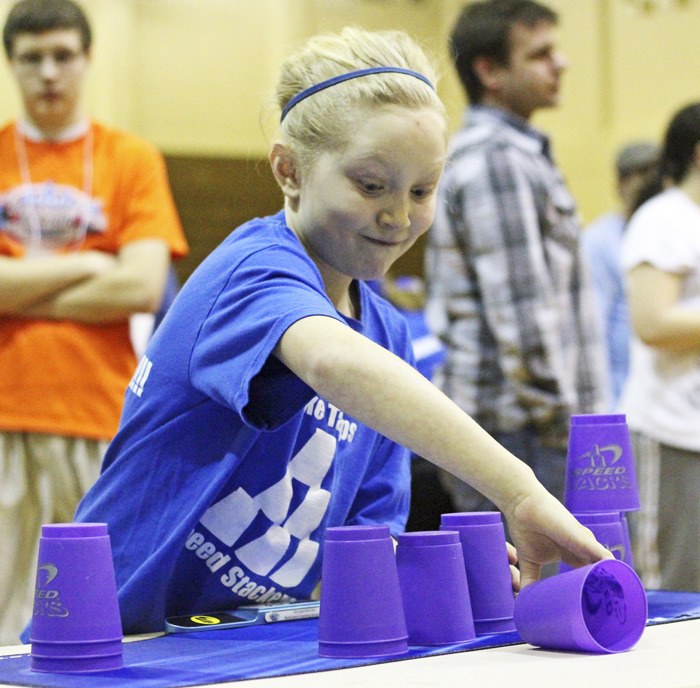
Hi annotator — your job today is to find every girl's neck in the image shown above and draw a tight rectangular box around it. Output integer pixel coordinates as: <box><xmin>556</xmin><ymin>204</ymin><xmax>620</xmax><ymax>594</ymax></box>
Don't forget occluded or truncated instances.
<box><xmin>317</xmin><ymin>266</ymin><xmax>357</xmax><ymax>319</ymax></box>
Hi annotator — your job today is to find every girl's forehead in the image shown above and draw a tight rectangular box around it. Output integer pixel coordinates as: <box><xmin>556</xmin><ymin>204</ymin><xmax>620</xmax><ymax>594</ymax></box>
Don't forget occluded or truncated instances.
<box><xmin>337</xmin><ymin>105</ymin><xmax>446</xmax><ymax>159</ymax></box>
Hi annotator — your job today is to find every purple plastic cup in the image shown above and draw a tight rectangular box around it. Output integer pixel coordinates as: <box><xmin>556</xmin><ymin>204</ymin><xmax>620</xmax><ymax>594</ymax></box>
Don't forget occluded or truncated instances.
<box><xmin>564</xmin><ymin>414</ymin><xmax>640</xmax><ymax>513</ymax></box>
<box><xmin>318</xmin><ymin>525</ymin><xmax>408</xmax><ymax>658</ymax></box>
<box><xmin>395</xmin><ymin>531</ymin><xmax>475</xmax><ymax>645</ymax></box>
<box><xmin>30</xmin><ymin>523</ymin><xmax>123</xmax><ymax>673</ymax></box>
<box><xmin>514</xmin><ymin>560</ymin><xmax>647</xmax><ymax>653</ymax></box>
<box><xmin>440</xmin><ymin>512</ymin><xmax>515</xmax><ymax>635</ymax></box>
<box><xmin>559</xmin><ymin>512</ymin><xmax>634</xmax><ymax>573</ymax></box>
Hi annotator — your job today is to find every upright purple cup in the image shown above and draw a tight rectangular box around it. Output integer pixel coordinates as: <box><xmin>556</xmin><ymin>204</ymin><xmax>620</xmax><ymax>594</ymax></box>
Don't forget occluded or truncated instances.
<box><xmin>440</xmin><ymin>512</ymin><xmax>515</xmax><ymax>635</ymax></box>
<box><xmin>514</xmin><ymin>560</ymin><xmax>647</xmax><ymax>653</ymax></box>
<box><xmin>30</xmin><ymin>523</ymin><xmax>123</xmax><ymax>673</ymax></box>
<box><xmin>318</xmin><ymin>525</ymin><xmax>408</xmax><ymax>658</ymax></box>
<box><xmin>395</xmin><ymin>531</ymin><xmax>475</xmax><ymax>645</ymax></box>
<box><xmin>559</xmin><ymin>512</ymin><xmax>634</xmax><ymax>573</ymax></box>
<box><xmin>564</xmin><ymin>414</ymin><xmax>640</xmax><ymax>513</ymax></box>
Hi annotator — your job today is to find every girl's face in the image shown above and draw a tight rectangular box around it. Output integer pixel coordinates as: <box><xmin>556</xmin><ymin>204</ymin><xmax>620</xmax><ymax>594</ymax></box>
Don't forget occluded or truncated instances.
<box><xmin>286</xmin><ymin>104</ymin><xmax>446</xmax><ymax>296</ymax></box>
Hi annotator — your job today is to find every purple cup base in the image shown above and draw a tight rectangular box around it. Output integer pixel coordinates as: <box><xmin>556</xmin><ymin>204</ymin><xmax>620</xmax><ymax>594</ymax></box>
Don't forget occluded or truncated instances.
<box><xmin>30</xmin><ymin>636</ymin><xmax>123</xmax><ymax>673</ymax></box>
<box><xmin>30</xmin><ymin>637</ymin><xmax>122</xmax><ymax>658</ymax></box>
<box><xmin>31</xmin><ymin>650</ymin><xmax>123</xmax><ymax>674</ymax></box>
<box><xmin>319</xmin><ymin>635</ymin><xmax>408</xmax><ymax>659</ymax></box>
<box><xmin>474</xmin><ymin>617</ymin><xmax>516</xmax><ymax>635</ymax></box>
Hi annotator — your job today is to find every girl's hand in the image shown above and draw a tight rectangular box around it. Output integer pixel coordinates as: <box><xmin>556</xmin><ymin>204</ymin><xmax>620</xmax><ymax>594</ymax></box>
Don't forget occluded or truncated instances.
<box><xmin>502</xmin><ymin>485</ymin><xmax>613</xmax><ymax>590</ymax></box>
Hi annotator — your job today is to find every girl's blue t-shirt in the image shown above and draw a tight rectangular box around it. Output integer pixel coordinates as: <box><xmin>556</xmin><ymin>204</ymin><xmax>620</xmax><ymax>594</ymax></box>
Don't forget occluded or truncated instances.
<box><xmin>74</xmin><ymin>211</ymin><xmax>414</xmax><ymax>634</ymax></box>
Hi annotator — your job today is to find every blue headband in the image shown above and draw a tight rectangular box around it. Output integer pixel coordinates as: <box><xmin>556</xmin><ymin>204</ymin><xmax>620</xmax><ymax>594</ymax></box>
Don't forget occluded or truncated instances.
<box><xmin>280</xmin><ymin>66</ymin><xmax>434</xmax><ymax>122</ymax></box>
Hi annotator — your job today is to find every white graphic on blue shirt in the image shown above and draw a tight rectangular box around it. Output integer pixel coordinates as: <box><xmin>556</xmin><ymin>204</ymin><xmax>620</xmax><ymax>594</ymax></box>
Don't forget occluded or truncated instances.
<box><xmin>129</xmin><ymin>356</ymin><xmax>152</xmax><ymax>397</ymax></box>
<box><xmin>0</xmin><ymin>182</ymin><xmax>106</xmax><ymax>252</ymax></box>
<box><xmin>199</xmin><ymin>427</ymin><xmax>335</xmax><ymax>589</ymax></box>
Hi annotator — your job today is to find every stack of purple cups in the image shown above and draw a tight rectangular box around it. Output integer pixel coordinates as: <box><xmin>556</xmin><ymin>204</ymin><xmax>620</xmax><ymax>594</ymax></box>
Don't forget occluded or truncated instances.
<box><xmin>509</xmin><ymin>413</ymin><xmax>648</xmax><ymax>654</ymax></box>
<box><xmin>562</xmin><ymin>413</ymin><xmax>641</xmax><ymax>572</ymax></box>
<box><xmin>318</xmin><ymin>525</ymin><xmax>408</xmax><ymax>658</ymax></box>
<box><xmin>30</xmin><ymin>523</ymin><xmax>123</xmax><ymax>674</ymax></box>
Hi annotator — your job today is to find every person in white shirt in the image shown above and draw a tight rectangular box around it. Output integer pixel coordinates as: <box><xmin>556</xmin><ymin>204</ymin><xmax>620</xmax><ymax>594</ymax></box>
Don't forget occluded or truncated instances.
<box><xmin>621</xmin><ymin>102</ymin><xmax>700</xmax><ymax>593</ymax></box>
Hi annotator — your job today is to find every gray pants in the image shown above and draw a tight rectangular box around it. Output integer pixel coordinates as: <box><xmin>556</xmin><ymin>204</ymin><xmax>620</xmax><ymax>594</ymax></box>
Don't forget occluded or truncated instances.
<box><xmin>627</xmin><ymin>432</ymin><xmax>700</xmax><ymax>592</ymax></box>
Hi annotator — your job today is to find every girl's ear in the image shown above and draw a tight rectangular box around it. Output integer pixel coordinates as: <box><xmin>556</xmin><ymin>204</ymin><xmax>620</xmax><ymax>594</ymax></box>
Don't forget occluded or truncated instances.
<box><xmin>269</xmin><ymin>142</ymin><xmax>301</xmax><ymax>201</ymax></box>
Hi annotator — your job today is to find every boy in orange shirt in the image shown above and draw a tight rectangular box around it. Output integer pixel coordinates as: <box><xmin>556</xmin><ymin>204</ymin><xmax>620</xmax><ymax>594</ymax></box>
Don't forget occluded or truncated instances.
<box><xmin>0</xmin><ymin>0</ymin><xmax>188</xmax><ymax>645</ymax></box>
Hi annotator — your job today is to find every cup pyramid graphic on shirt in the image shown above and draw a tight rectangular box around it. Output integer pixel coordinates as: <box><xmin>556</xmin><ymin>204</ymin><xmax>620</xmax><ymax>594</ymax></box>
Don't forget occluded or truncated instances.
<box><xmin>563</xmin><ymin>414</ymin><xmax>640</xmax><ymax>513</ymax></box>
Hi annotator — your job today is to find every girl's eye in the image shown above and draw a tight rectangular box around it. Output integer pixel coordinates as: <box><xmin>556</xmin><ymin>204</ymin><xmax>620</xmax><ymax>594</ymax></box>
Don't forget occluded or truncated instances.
<box><xmin>411</xmin><ymin>186</ymin><xmax>434</xmax><ymax>200</ymax></box>
<box><xmin>357</xmin><ymin>180</ymin><xmax>383</xmax><ymax>194</ymax></box>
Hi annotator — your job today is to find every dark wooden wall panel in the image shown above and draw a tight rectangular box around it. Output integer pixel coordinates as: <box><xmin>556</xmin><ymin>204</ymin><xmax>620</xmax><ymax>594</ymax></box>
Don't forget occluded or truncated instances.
<box><xmin>165</xmin><ymin>155</ymin><xmax>425</xmax><ymax>285</ymax></box>
<box><xmin>165</xmin><ymin>155</ymin><xmax>282</xmax><ymax>284</ymax></box>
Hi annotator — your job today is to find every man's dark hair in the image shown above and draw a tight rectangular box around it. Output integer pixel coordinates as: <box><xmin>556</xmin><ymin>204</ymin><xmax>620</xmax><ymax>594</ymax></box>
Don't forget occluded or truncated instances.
<box><xmin>3</xmin><ymin>0</ymin><xmax>92</xmax><ymax>59</ymax></box>
<box><xmin>449</xmin><ymin>0</ymin><xmax>557</xmax><ymax>103</ymax></box>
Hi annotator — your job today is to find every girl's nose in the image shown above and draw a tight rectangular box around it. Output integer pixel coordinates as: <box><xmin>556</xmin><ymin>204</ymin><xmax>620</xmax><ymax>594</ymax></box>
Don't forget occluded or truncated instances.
<box><xmin>379</xmin><ymin>201</ymin><xmax>410</xmax><ymax>230</ymax></box>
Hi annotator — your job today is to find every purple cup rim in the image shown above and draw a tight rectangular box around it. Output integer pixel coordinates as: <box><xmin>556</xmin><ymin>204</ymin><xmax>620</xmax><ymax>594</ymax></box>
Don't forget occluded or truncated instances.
<box><xmin>516</xmin><ymin>559</ymin><xmax>647</xmax><ymax>654</ymax></box>
<box><xmin>396</xmin><ymin>530</ymin><xmax>459</xmax><ymax>547</ymax></box>
<box><xmin>324</xmin><ymin>525</ymin><xmax>391</xmax><ymax>542</ymax></box>
<box><xmin>474</xmin><ymin>617</ymin><xmax>516</xmax><ymax>634</ymax></box>
<box><xmin>579</xmin><ymin>560</ymin><xmax>647</xmax><ymax>652</ymax></box>
<box><xmin>40</xmin><ymin>523</ymin><xmax>108</xmax><ymax>538</ymax></box>
<box><xmin>30</xmin><ymin>655</ymin><xmax>123</xmax><ymax>674</ymax></box>
<box><xmin>570</xmin><ymin>414</ymin><xmax>626</xmax><ymax>426</ymax></box>
<box><xmin>318</xmin><ymin>635</ymin><xmax>408</xmax><ymax>659</ymax></box>
<box><xmin>30</xmin><ymin>636</ymin><xmax>123</xmax><ymax>646</ymax></box>
<box><xmin>440</xmin><ymin>512</ymin><xmax>502</xmax><ymax>527</ymax></box>
<box><xmin>318</xmin><ymin>633</ymin><xmax>408</xmax><ymax>647</ymax></box>
<box><xmin>30</xmin><ymin>649</ymin><xmax>123</xmax><ymax>660</ymax></box>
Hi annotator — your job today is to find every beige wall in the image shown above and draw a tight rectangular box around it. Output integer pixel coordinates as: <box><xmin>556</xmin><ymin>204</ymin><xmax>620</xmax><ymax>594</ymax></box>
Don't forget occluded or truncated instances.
<box><xmin>1</xmin><ymin>0</ymin><xmax>700</xmax><ymax>222</ymax></box>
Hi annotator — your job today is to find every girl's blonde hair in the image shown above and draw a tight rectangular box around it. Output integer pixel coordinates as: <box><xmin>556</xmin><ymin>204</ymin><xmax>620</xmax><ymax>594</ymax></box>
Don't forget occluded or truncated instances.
<box><xmin>275</xmin><ymin>27</ymin><xmax>444</xmax><ymax>166</ymax></box>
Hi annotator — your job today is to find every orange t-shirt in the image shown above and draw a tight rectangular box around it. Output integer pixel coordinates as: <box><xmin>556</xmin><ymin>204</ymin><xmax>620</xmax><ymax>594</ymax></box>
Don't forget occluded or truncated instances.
<box><xmin>0</xmin><ymin>121</ymin><xmax>189</xmax><ymax>439</ymax></box>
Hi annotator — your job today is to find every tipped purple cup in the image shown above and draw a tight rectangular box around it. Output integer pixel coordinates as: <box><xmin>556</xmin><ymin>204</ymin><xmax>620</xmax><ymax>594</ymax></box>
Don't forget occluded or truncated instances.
<box><xmin>559</xmin><ymin>512</ymin><xmax>634</xmax><ymax>574</ymax></box>
<box><xmin>396</xmin><ymin>531</ymin><xmax>475</xmax><ymax>645</ymax></box>
<box><xmin>30</xmin><ymin>523</ymin><xmax>123</xmax><ymax>673</ymax></box>
<box><xmin>440</xmin><ymin>512</ymin><xmax>515</xmax><ymax>635</ymax></box>
<box><xmin>318</xmin><ymin>525</ymin><xmax>408</xmax><ymax>658</ymax></box>
<box><xmin>564</xmin><ymin>414</ymin><xmax>640</xmax><ymax>513</ymax></box>
<box><xmin>514</xmin><ymin>560</ymin><xmax>647</xmax><ymax>653</ymax></box>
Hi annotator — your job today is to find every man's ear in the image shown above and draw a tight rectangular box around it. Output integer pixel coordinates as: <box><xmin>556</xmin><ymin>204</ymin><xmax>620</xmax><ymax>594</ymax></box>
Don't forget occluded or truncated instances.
<box><xmin>269</xmin><ymin>142</ymin><xmax>301</xmax><ymax>201</ymax></box>
<box><xmin>473</xmin><ymin>56</ymin><xmax>504</xmax><ymax>94</ymax></box>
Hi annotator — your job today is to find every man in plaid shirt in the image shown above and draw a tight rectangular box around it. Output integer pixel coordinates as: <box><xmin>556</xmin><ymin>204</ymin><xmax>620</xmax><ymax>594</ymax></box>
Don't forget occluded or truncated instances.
<box><xmin>425</xmin><ymin>0</ymin><xmax>607</xmax><ymax>512</ymax></box>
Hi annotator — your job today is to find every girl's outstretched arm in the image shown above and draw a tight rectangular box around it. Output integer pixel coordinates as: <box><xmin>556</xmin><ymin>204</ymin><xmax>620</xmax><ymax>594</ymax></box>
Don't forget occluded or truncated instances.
<box><xmin>275</xmin><ymin>315</ymin><xmax>612</xmax><ymax>588</ymax></box>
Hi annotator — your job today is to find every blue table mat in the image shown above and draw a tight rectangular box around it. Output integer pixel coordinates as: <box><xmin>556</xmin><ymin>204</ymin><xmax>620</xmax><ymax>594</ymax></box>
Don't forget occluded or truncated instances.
<box><xmin>1</xmin><ymin>590</ymin><xmax>698</xmax><ymax>688</ymax></box>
